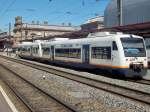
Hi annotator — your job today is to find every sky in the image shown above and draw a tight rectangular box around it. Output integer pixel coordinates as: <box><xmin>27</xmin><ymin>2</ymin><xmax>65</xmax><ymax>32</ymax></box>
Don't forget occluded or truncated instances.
<box><xmin>0</xmin><ymin>0</ymin><xmax>110</xmax><ymax>32</ymax></box>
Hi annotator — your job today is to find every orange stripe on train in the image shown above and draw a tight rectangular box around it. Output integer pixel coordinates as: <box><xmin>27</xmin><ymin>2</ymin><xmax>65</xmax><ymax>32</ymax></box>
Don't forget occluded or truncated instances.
<box><xmin>91</xmin><ymin>63</ymin><xmax>128</xmax><ymax>69</ymax></box>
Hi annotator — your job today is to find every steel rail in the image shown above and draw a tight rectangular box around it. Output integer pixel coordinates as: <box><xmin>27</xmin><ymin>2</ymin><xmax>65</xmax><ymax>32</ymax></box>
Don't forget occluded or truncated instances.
<box><xmin>129</xmin><ymin>79</ymin><xmax>150</xmax><ymax>86</ymax></box>
<box><xmin>0</xmin><ymin>63</ymin><xmax>77</xmax><ymax>112</ymax></box>
<box><xmin>1</xmin><ymin>55</ymin><xmax>150</xmax><ymax>105</ymax></box>
<box><xmin>0</xmin><ymin>66</ymin><xmax>34</xmax><ymax>112</ymax></box>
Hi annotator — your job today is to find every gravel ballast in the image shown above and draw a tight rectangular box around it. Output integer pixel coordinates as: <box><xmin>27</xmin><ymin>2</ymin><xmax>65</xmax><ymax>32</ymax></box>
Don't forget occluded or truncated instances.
<box><xmin>0</xmin><ymin>57</ymin><xmax>150</xmax><ymax>112</ymax></box>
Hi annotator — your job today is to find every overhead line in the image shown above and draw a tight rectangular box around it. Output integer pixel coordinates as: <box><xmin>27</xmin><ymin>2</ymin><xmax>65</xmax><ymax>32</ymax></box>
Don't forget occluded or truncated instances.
<box><xmin>0</xmin><ymin>0</ymin><xmax>9</xmax><ymax>14</ymax></box>
<box><xmin>0</xmin><ymin>0</ymin><xmax>17</xmax><ymax>18</ymax></box>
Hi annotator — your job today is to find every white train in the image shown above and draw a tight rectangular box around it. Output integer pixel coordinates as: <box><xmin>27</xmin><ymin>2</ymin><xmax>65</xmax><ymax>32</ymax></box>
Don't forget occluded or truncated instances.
<box><xmin>144</xmin><ymin>38</ymin><xmax>150</xmax><ymax>67</ymax></box>
<box><xmin>17</xmin><ymin>32</ymin><xmax>147</xmax><ymax>78</ymax></box>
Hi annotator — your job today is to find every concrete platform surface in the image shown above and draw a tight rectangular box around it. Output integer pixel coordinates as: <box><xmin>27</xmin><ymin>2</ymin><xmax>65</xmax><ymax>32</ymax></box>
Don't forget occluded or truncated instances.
<box><xmin>0</xmin><ymin>86</ymin><xmax>18</xmax><ymax>112</ymax></box>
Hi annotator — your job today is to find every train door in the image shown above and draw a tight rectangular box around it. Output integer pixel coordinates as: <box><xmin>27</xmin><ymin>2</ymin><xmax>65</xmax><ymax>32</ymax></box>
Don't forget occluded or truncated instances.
<box><xmin>51</xmin><ymin>46</ymin><xmax>54</xmax><ymax>61</ymax></box>
<box><xmin>82</xmin><ymin>45</ymin><xmax>90</xmax><ymax>64</ymax></box>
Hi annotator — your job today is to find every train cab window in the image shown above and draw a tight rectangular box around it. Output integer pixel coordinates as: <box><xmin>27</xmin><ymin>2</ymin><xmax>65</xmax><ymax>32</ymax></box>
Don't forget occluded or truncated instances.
<box><xmin>121</xmin><ymin>38</ymin><xmax>146</xmax><ymax>57</ymax></box>
<box><xmin>112</xmin><ymin>41</ymin><xmax>118</xmax><ymax>50</ymax></box>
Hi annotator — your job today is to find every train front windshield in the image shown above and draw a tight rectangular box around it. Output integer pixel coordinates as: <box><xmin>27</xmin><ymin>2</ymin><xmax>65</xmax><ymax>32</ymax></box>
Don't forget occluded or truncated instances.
<box><xmin>121</xmin><ymin>38</ymin><xmax>146</xmax><ymax>57</ymax></box>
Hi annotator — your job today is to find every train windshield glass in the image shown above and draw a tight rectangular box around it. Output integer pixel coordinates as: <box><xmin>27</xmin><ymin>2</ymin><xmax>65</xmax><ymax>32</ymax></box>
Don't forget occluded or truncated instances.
<box><xmin>121</xmin><ymin>38</ymin><xmax>146</xmax><ymax>57</ymax></box>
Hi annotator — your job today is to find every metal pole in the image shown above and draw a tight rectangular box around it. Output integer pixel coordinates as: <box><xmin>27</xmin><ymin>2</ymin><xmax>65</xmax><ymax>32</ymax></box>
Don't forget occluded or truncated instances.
<box><xmin>9</xmin><ymin>22</ymin><xmax>11</xmax><ymax>37</ymax></box>
<box><xmin>120</xmin><ymin>0</ymin><xmax>123</xmax><ymax>26</ymax></box>
<box><xmin>117</xmin><ymin>0</ymin><xmax>123</xmax><ymax>26</ymax></box>
<box><xmin>9</xmin><ymin>22</ymin><xmax>11</xmax><ymax>56</ymax></box>
<box><xmin>21</xmin><ymin>23</ymin><xmax>22</xmax><ymax>40</ymax></box>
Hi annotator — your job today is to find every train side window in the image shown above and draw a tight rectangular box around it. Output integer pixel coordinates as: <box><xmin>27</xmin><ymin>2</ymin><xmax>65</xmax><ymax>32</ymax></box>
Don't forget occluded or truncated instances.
<box><xmin>91</xmin><ymin>47</ymin><xmax>111</xmax><ymax>59</ymax></box>
<box><xmin>55</xmin><ymin>48</ymin><xmax>81</xmax><ymax>58</ymax></box>
<box><xmin>112</xmin><ymin>41</ymin><xmax>118</xmax><ymax>50</ymax></box>
<box><xmin>43</xmin><ymin>47</ymin><xmax>50</xmax><ymax>55</ymax></box>
<box><xmin>32</xmin><ymin>47</ymin><xmax>38</xmax><ymax>54</ymax></box>
<box><xmin>146</xmin><ymin>45</ymin><xmax>150</xmax><ymax>49</ymax></box>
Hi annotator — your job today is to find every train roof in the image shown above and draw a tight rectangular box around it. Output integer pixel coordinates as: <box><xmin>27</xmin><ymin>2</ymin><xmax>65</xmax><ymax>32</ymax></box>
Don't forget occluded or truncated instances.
<box><xmin>19</xmin><ymin>32</ymin><xmax>143</xmax><ymax>47</ymax></box>
<box><xmin>43</xmin><ymin>32</ymin><xmax>143</xmax><ymax>45</ymax></box>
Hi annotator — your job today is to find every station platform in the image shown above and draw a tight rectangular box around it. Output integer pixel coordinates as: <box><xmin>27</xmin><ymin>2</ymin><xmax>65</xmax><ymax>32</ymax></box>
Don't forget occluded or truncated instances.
<box><xmin>0</xmin><ymin>86</ymin><xmax>18</xmax><ymax>112</ymax></box>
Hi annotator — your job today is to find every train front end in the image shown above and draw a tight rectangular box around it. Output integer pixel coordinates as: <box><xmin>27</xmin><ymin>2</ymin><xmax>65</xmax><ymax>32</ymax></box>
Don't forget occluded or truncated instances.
<box><xmin>120</xmin><ymin>36</ymin><xmax>147</xmax><ymax>78</ymax></box>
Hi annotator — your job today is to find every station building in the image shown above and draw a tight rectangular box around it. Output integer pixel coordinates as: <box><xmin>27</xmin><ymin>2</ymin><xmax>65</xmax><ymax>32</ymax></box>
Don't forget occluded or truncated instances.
<box><xmin>13</xmin><ymin>16</ymin><xmax>81</xmax><ymax>43</ymax></box>
<box><xmin>81</xmin><ymin>16</ymin><xmax>104</xmax><ymax>30</ymax></box>
<box><xmin>104</xmin><ymin>0</ymin><xmax>150</xmax><ymax>27</ymax></box>
<box><xmin>102</xmin><ymin>0</ymin><xmax>150</xmax><ymax>38</ymax></box>
<box><xmin>0</xmin><ymin>32</ymin><xmax>13</xmax><ymax>51</ymax></box>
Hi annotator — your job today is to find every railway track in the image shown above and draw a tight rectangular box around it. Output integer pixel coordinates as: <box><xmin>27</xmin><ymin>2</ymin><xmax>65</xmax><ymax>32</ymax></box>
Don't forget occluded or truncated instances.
<box><xmin>0</xmin><ymin>55</ymin><xmax>150</xmax><ymax>106</ymax></box>
<box><xmin>0</xmin><ymin>63</ymin><xmax>76</xmax><ymax>112</ymax></box>
<box><xmin>129</xmin><ymin>79</ymin><xmax>150</xmax><ymax>86</ymax></box>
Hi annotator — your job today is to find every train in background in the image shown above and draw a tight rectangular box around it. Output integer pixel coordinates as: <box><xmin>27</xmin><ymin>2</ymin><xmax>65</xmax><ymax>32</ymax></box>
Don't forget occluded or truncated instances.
<box><xmin>145</xmin><ymin>38</ymin><xmax>150</xmax><ymax>67</ymax></box>
<box><xmin>17</xmin><ymin>32</ymin><xmax>147</xmax><ymax>78</ymax></box>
